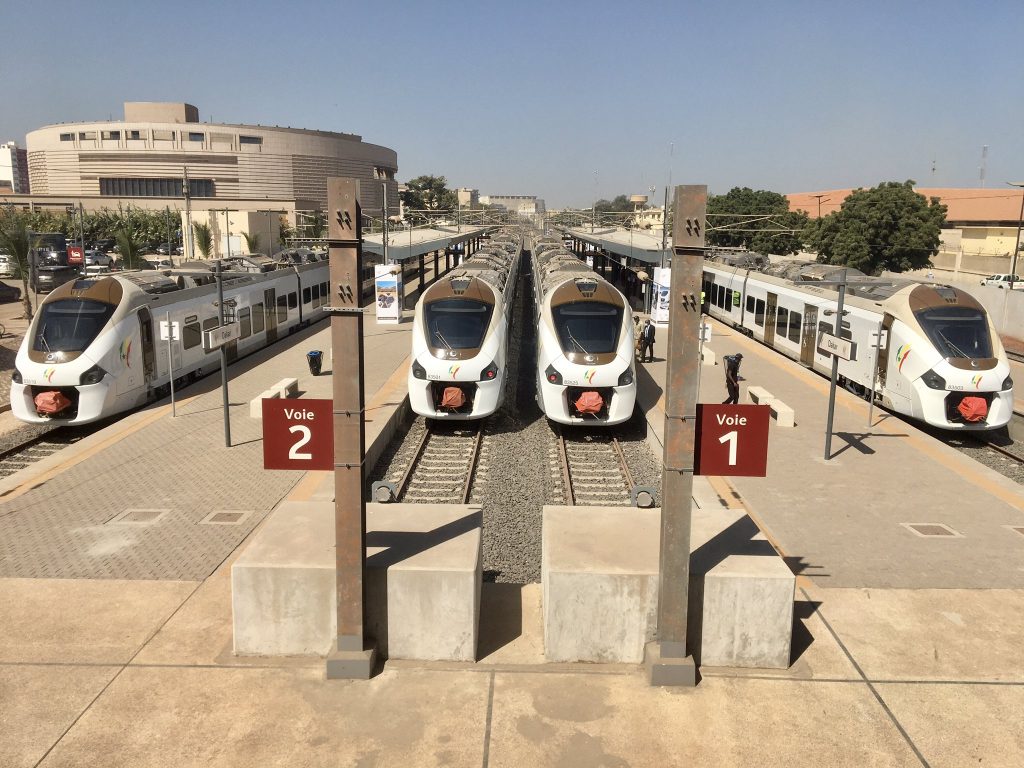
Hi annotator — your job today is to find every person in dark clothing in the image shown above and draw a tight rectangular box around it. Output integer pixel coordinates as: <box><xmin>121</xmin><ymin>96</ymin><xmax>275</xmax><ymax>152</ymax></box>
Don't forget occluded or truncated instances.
<box><xmin>723</xmin><ymin>353</ymin><xmax>743</xmax><ymax>404</ymax></box>
<box><xmin>640</xmin><ymin>320</ymin><xmax>656</xmax><ymax>362</ymax></box>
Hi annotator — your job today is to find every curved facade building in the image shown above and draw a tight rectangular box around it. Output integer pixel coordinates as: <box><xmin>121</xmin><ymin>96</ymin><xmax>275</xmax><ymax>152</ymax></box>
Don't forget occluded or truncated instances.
<box><xmin>26</xmin><ymin>102</ymin><xmax>398</xmax><ymax>212</ymax></box>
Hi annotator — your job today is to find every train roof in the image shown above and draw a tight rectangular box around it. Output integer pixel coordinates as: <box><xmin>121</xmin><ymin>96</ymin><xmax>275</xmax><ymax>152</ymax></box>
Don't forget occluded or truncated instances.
<box><xmin>534</xmin><ymin>246</ymin><xmax>623</xmax><ymax>300</ymax></box>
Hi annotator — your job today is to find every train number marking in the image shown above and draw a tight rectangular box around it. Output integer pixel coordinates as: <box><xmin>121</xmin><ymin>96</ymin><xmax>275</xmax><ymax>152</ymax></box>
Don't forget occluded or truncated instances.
<box><xmin>288</xmin><ymin>425</ymin><xmax>313</xmax><ymax>460</ymax></box>
<box><xmin>718</xmin><ymin>430</ymin><xmax>738</xmax><ymax>465</ymax></box>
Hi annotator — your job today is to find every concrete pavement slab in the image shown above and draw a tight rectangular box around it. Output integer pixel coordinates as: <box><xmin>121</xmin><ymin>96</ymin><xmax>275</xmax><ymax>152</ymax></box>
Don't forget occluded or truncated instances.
<box><xmin>486</xmin><ymin>673</ymin><xmax>921</xmax><ymax>767</ymax></box>
<box><xmin>0</xmin><ymin>664</ymin><xmax>118</xmax><ymax>768</ymax></box>
<box><xmin>875</xmin><ymin>682</ymin><xmax>1024</xmax><ymax>767</ymax></box>
<box><xmin>0</xmin><ymin>578</ymin><xmax>197</xmax><ymax>664</ymax></box>
<box><xmin>36</xmin><ymin>667</ymin><xmax>489</xmax><ymax>768</ymax></box>
<box><xmin>806</xmin><ymin>586</ymin><xmax>1024</xmax><ymax>682</ymax></box>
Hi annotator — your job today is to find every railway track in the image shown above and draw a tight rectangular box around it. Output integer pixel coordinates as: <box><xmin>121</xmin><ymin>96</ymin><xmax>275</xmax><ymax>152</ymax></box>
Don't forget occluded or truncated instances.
<box><xmin>372</xmin><ymin>420</ymin><xmax>484</xmax><ymax>504</ymax></box>
<box><xmin>552</xmin><ymin>425</ymin><xmax>654</xmax><ymax>508</ymax></box>
<box><xmin>0</xmin><ymin>425</ymin><xmax>87</xmax><ymax>480</ymax></box>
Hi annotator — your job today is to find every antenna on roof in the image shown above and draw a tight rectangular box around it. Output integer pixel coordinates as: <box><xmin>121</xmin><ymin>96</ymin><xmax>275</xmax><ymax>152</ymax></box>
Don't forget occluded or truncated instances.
<box><xmin>979</xmin><ymin>145</ymin><xmax>988</xmax><ymax>188</ymax></box>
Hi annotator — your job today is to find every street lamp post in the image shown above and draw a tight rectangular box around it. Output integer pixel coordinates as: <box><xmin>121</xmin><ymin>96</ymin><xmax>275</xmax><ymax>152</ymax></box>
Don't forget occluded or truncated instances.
<box><xmin>1008</xmin><ymin>182</ymin><xmax>1024</xmax><ymax>278</ymax></box>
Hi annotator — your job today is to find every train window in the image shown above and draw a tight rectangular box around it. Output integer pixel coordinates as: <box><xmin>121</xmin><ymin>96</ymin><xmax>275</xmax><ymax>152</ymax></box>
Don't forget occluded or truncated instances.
<box><xmin>755</xmin><ymin>299</ymin><xmax>765</xmax><ymax>327</ymax></box>
<box><xmin>320</xmin><ymin>282</ymin><xmax>329</xmax><ymax>301</ymax></box>
<box><xmin>551</xmin><ymin>301</ymin><xmax>623</xmax><ymax>355</ymax></box>
<box><xmin>288</xmin><ymin>292</ymin><xmax>297</xmax><ymax>310</ymax></box>
<box><xmin>183</xmin><ymin>321</ymin><xmax>201</xmax><ymax>350</ymax></box>
<box><xmin>202</xmin><ymin>318</ymin><xmax>219</xmax><ymax>332</ymax></box>
<box><xmin>746</xmin><ymin>295</ymin><xmax>754</xmax><ymax>313</ymax></box>
<box><xmin>239</xmin><ymin>308</ymin><xmax>252</xmax><ymax>339</ymax></box>
<box><xmin>32</xmin><ymin>299</ymin><xmax>116</xmax><ymax>353</ymax></box>
<box><xmin>302</xmin><ymin>287</ymin><xmax>311</xmax><ymax>304</ymax></box>
<box><xmin>776</xmin><ymin>307</ymin><xmax>788</xmax><ymax>337</ymax></box>
<box><xmin>276</xmin><ymin>294</ymin><xmax>288</xmax><ymax>322</ymax></box>
<box><xmin>788</xmin><ymin>311</ymin><xmax>801</xmax><ymax>342</ymax></box>
<box><xmin>915</xmin><ymin>306</ymin><xmax>993</xmax><ymax>359</ymax></box>
<box><xmin>819</xmin><ymin>320</ymin><xmax>853</xmax><ymax>341</ymax></box>
<box><xmin>252</xmin><ymin>303</ymin><xmax>265</xmax><ymax>333</ymax></box>
<box><xmin>312</xmin><ymin>283</ymin><xmax>321</xmax><ymax>308</ymax></box>
<box><xmin>424</xmin><ymin>298</ymin><xmax>495</xmax><ymax>350</ymax></box>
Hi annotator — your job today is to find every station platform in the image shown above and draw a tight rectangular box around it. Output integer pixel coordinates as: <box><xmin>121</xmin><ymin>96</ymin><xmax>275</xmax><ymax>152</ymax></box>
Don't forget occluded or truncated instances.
<box><xmin>2</xmin><ymin>307</ymin><xmax>1024</xmax><ymax>766</ymax></box>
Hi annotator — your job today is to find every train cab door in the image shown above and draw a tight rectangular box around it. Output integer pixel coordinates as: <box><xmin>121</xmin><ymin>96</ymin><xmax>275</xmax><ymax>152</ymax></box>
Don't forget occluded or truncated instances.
<box><xmin>264</xmin><ymin>288</ymin><xmax>278</xmax><ymax>344</ymax></box>
<box><xmin>137</xmin><ymin>307</ymin><xmax>157</xmax><ymax>386</ymax></box>
<box><xmin>800</xmin><ymin>304</ymin><xmax>818</xmax><ymax>366</ymax></box>
<box><xmin>764</xmin><ymin>293</ymin><xmax>778</xmax><ymax>346</ymax></box>
<box><xmin>876</xmin><ymin>313</ymin><xmax>895</xmax><ymax>389</ymax></box>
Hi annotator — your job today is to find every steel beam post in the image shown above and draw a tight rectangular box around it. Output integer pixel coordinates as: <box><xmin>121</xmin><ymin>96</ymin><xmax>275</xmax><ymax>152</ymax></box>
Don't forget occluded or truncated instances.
<box><xmin>646</xmin><ymin>185</ymin><xmax>705</xmax><ymax>687</ymax></box>
<box><xmin>324</xmin><ymin>178</ymin><xmax>377</xmax><ymax>680</ymax></box>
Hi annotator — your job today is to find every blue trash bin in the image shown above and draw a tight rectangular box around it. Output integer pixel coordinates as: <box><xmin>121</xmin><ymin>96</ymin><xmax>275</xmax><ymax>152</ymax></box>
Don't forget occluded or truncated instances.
<box><xmin>306</xmin><ymin>350</ymin><xmax>323</xmax><ymax>376</ymax></box>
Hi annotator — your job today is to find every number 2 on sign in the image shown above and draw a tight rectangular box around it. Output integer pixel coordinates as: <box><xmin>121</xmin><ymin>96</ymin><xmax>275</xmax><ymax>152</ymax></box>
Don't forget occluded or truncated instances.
<box><xmin>288</xmin><ymin>425</ymin><xmax>313</xmax><ymax>460</ymax></box>
<box><xmin>718</xmin><ymin>430</ymin><xmax>738</xmax><ymax>465</ymax></box>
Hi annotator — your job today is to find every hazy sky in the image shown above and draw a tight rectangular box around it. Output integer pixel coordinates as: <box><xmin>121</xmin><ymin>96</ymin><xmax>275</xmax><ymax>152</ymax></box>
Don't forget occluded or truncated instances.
<box><xmin>2</xmin><ymin>0</ymin><xmax>1021</xmax><ymax>208</ymax></box>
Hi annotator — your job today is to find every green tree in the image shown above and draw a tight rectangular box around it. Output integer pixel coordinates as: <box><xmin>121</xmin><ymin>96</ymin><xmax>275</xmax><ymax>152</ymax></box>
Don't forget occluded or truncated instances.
<box><xmin>0</xmin><ymin>207</ymin><xmax>39</xmax><ymax>319</ymax></box>
<box><xmin>193</xmin><ymin>222</ymin><xmax>213</xmax><ymax>258</ymax></box>
<box><xmin>707</xmin><ymin>187</ymin><xmax>808</xmax><ymax>255</ymax></box>
<box><xmin>401</xmin><ymin>176</ymin><xmax>458</xmax><ymax>214</ymax></box>
<box><xmin>114</xmin><ymin>224</ymin><xmax>141</xmax><ymax>270</ymax></box>
<box><xmin>803</xmin><ymin>181</ymin><xmax>946</xmax><ymax>274</ymax></box>
<box><xmin>308</xmin><ymin>210</ymin><xmax>327</xmax><ymax>239</ymax></box>
<box><xmin>593</xmin><ymin>195</ymin><xmax>632</xmax><ymax>213</ymax></box>
<box><xmin>277</xmin><ymin>217</ymin><xmax>292</xmax><ymax>248</ymax></box>
<box><xmin>242</xmin><ymin>231</ymin><xmax>262</xmax><ymax>254</ymax></box>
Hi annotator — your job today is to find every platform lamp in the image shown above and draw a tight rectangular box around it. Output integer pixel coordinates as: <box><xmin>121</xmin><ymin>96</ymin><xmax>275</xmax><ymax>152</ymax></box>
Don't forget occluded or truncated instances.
<box><xmin>1008</xmin><ymin>182</ymin><xmax>1024</xmax><ymax>279</ymax></box>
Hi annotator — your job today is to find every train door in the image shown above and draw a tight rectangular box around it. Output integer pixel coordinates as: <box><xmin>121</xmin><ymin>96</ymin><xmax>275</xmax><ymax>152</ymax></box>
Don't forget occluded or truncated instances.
<box><xmin>800</xmin><ymin>304</ymin><xmax>818</xmax><ymax>366</ymax></box>
<box><xmin>264</xmin><ymin>288</ymin><xmax>277</xmax><ymax>344</ymax></box>
<box><xmin>137</xmin><ymin>307</ymin><xmax>156</xmax><ymax>385</ymax></box>
<box><xmin>876</xmin><ymin>313</ymin><xmax>895</xmax><ymax>388</ymax></box>
<box><xmin>764</xmin><ymin>293</ymin><xmax>778</xmax><ymax>346</ymax></box>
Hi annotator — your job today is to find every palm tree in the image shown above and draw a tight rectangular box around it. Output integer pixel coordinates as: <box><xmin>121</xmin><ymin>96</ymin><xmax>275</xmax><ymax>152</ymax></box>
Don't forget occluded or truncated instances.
<box><xmin>242</xmin><ymin>231</ymin><xmax>261</xmax><ymax>255</ymax></box>
<box><xmin>0</xmin><ymin>207</ymin><xmax>39</xmax><ymax>320</ymax></box>
<box><xmin>114</xmin><ymin>225</ymin><xmax>141</xmax><ymax>271</ymax></box>
<box><xmin>193</xmin><ymin>222</ymin><xmax>213</xmax><ymax>258</ymax></box>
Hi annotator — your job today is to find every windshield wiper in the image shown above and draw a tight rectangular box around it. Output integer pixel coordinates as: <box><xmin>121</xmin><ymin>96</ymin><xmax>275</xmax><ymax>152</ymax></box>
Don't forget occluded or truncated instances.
<box><xmin>566</xmin><ymin>329</ymin><xmax>589</xmax><ymax>355</ymax></box>
<box><xmin>434</xmin><ymin>331</ymin><xmax>453</xmax><ymax>350</ymax></box>
<box><xmin>38</xmin><ymin>323</ymin><xmax>52</xmax><ymax>354</ymax></box>
<box><xmin>938</xmin><ymin>331</ymin><xmax>969</xmax><ymax>359</ymax></box>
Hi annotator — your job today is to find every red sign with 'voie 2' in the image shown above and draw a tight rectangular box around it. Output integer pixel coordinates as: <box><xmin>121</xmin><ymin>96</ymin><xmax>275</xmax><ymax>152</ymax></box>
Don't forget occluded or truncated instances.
<box><xmin>695</xmin><ymin>404</ymin><xmax>771</xmax><ymax>477</ymax></box>
<box><xmin>262</xmin><ymin>398</ymin><xmax>333</xmax><ymax>470</ymax></box>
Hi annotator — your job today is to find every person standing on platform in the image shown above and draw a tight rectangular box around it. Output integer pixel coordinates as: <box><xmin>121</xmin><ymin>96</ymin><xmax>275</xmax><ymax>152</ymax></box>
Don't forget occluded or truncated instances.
<box><xmin>640</xmin><ymin>319</ymin><xmax>656</xmax><ymax>362</ymax></box>
<box><xmin>723</xmin><ymin>353</ymin><xmax>743</xmax><ymax>404</ymax></box>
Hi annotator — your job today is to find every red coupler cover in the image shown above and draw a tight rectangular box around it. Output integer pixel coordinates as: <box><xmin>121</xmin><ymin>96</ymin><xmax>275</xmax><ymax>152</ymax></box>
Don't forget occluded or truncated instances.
<box><xmin>957</xmin><ymin>396</ymin><xmax>987</xmax><ymax>423</ymax></box>
<box><xmin>440</xmin><ymin>386</ymin><xmax>466</xmax><ymax>409</ymax></box>
<box><xmin>35</xmin><ymin>390</ymin><xmax>72</xmax><ymax>415</ymax></box>
<box><xmin>574</xmin><ymin>390</ymin><xmax>604</xmax><ymax>414</ymax></box>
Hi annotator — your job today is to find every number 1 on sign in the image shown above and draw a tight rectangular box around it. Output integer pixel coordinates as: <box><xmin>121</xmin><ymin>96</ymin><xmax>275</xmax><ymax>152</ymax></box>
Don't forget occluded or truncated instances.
<box><xmin>718</xmin><ymin>430</ymin><xmax>738</xmax><ymax>465</ymax></box>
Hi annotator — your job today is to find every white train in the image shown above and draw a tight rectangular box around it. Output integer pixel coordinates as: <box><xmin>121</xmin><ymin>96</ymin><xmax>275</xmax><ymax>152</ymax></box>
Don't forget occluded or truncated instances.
<box><xmin>11</xmin><ymin>262</ymin><xmax>330</xmax><ymax>424</ymax></box>
<box><xmin>702</xmin><ymin>260</ymin><xmax>1014</xmax><ymax>430</ymax></box>
<box><xmin>533</xmin><ymin>239</ymin><xmax>637</xmax><ymax>426</ymax></box>
<box><xmin>407</xmin><ymin>233</ymin><xmax>522</xmax><ymax>420</ymax></box>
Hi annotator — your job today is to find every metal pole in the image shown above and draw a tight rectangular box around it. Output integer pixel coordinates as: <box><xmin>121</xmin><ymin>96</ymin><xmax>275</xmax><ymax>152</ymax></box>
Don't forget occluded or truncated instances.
<box><xmin>166</xmin><ymin>311</ymin><xmax>176</xmax><ymax>417</ymax></box>
<box><xmin>165</xmin><ymin>208</ymin><xmax>172</xmax><ymax>266</ymax></box>
<box><xmin>325</xmin><ymin>177</ymin><xmax>376</xmax><ymax>679</ymax></box>
<box><xmin>868</xmin><ymin>319</ymin><xmax>882</xmax><ymax>428</ymax></box>
<box><xmin>78</xmin><ymin>202</ymin><xmax>86</xmax><ymax>255</ymax></box>
<box><xmin>382</xmin><ymin>181</ymin><xmax>389</xmax><ymax>265</ymax></box>
<box><xmin>216</xmin><ymin>260</ymin><xmax>231</xmax><ymax>447</ymax></box>
<box><xmin>183</xmin><ymin>167</ymin><xmax>193</xmax><ymax>261</ymax></box>
<box><xmin>824</xmin><ymin>269</ymin><xmax>848</xmax><ymax>460</ymax></box>
<box><xmin>660</xmin><ymin>186</ymin><xmax>669</xmax><ymax>268</ymax></box>
<box><xmin>647</xmin><ymin>185</ymin><xmax>705</xmax><ymax>687</ymax></box>
<box><xmin>224</xmin><ymin>209</ymin><xmax>231</xmax><ymax>260</ymax></box>
<box><xmin>1010</xmin><ymin>184</ymin><xmax>1024</xmax><ymax>278</ymax></box>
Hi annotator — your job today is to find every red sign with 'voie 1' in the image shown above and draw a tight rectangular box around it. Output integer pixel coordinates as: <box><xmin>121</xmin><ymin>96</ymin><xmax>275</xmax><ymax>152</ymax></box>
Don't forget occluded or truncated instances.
<box><xmin>695</xmin><ymin>404</ymin><xmax>771</xmax><ymax>477</ymax></box>
<box><xmin>262</xmin><ymin>398</ymin><xmax>333</xmax><ymax>470</ymax></box>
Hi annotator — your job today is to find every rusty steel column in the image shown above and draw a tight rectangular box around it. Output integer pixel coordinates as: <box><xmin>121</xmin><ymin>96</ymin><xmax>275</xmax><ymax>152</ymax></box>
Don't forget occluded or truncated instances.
<box><xmin>324</xmin><ymin>178</ymin><xmax>377</xmax><ymax>680</ymax></box>
<box><xmin>646</xmin><ymin>185</ymin><xmax>706</xmax><ymax>687</ymax></box>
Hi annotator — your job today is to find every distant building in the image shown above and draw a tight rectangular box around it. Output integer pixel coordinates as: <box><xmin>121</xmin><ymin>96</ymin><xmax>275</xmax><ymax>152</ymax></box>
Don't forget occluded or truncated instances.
<box><xmin>457</xmin><ymin>187</ymin><xmax>479</xmax><ymax>208</ymax></box>
<box><xmin>18</xmin><ymin>101</ymin><xmax>398</xmax><ymax>214</ymax></box>
<box><xmin>0</xmin><ymin>141</ymin><xmax>30</xmax><ymax>193</ymax></box>
<box><xmin>479</xmin><ymin>194</ymin><xmax>546</xmax><ymax>217</ymax></box>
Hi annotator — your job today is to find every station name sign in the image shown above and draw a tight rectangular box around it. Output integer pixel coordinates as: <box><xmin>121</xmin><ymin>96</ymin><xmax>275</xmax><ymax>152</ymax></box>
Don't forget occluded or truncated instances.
<box><xmin>203</xmin><ymin>322</ymin><xmax>241</xmax><ymax>351</ymax></box>
<box><xmin>817</xmin><ymin>331</ymin><xmax>856</xmax><ymax>361</ymax></box>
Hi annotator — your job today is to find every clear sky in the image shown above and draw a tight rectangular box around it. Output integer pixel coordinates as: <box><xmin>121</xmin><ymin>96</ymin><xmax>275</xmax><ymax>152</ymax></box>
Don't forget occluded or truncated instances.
<box><xmin>2</xmin><ymin>0</ymin><xmax>1021</xmax><ymax>208</ymax></box>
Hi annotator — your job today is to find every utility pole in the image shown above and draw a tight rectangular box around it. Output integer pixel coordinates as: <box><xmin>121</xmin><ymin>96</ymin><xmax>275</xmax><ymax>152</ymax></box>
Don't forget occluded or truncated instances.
<box><xmin>660</xmin><ymin>186</ymin><xmax>669</xmax><ymax>268</ymax></box>
<box><xmin>183</xmin><ymin>167</ymin><xmax>193</xmax><ymax>261</ymax></box>
<box><xmin>382</xmin><ymin>181</ymin><xmax>389</xmax><ymax>265</ymax></box>
<box><xmin>216</xmin><ymin>260</ymin><xmax>231</xmax><ymax>448</ymax></box>
<box><xmin>1008</xmin><ymin>182</ymin><xmax>1024</xmax><ymax>278</ymax></box>
<box><xmin>811</xmin><ymin>194</ymin><xmax>830</xmax><ymax>219</ymax></box>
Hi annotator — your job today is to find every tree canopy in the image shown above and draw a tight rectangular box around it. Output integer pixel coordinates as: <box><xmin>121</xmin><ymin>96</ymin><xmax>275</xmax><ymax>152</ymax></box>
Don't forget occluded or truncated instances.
<box><xmin>401</xmin><ymin>175</ymin><xmax>458</xmax><ymax>212</ymax></box>
<box><xmin>0</xmin><ymin>207</ymin><xmax>39</xmax><ymax>319</ymax></box>
<box><xmin>707</xmin><ymin>187</ymin><xmax>808</xmax><ymax>256</ymax></box>
<box><xmin>803</xmin><ymin>181</ymin><xmax>946</xmax><ymax>274</ymax></box>
<box><xmin>593</xmin><ymin>195</ymin><xmax>632</xmax><ymax>213</ymax></box>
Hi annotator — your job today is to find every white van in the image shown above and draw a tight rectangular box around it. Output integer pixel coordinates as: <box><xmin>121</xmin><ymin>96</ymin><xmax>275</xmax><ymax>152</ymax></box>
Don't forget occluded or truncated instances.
<box><xmin>980</xmin><ymin>274</ymin><xmax>1023</xmax><ymax>289</ymax></box>
<box><xmin>0</xmin><ymin>253</ymin><xmax>16</xmax><ymax>278</ymax></box>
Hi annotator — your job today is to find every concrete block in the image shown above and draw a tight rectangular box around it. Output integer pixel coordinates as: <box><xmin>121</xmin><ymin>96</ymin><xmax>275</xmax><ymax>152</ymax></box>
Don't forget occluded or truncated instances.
<box><xmin>771</xmin><ymin>400</ymin><xmax>796</xmax><ymax>427</ymax></box>
<box><xmin>249</xmin><ymin>389</ymin><xmax>280</xmax><ymax>419</ymax></box>
<box><xmin>542</xmin><ymin>506</ymin><xmax>660</xmax><ymax>663</ymax></box>
<box><xmin>701</xmin><ymin>348</ymin><xmax>717</xmax><ymax>366</ymax></box>
<box><xmin>699</xmin><ymin>555</ymin><xmax>795</xmax><ymax>669</ymax></box>
<box><xmin>271</xmin><ymin>377</ymin><xmax>299</xmax><ymax>398</ymax></box>
<box><xmin>747</xmin><ymin>386</ymin><xmax>774</xmax><ymax>406</ymax></box>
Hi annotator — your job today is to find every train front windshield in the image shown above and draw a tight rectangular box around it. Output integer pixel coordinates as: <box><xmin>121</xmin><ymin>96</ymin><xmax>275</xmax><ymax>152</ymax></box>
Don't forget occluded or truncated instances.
<box><xmin>424</xmin><ymin>299</ymin><xmax>494</xmax><ymax>350</ymax></box>
<box><xmin>33</xmin><ymin>299</ymin><xmax>117</xmax><ymax>354</ymax></box>
<box><xmin>915</xmin><ymin>306</ymin><xmax>993</xmax><ymax>359</ymax></box>
<box><xmin>552</xmin><ymin>301</ymin><xmax>623</xmax><ymax>355</ymax></box>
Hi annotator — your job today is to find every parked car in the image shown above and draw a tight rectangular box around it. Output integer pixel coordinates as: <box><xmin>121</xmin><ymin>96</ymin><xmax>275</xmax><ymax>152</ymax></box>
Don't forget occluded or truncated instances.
<box><xmin>83</xmin><ymin>250</ymin><xmax>112</xmax><ymax>267</ymax></box>
<box><xmin>0</xmin><ymin>253</ymin><xmax>18</xmax><ymax>278</ymax></box>
<box><xmin>980</xmin><ymin>274</ymin><xmax>1024</xmax><ymax>289</ymax></box>
<box><xmin>0</xmin><ymin>282</ymin><xmax>21</xmax><ymax>303</ymax></box>
<box><xmin>32</xmin><ymin>265</ymin><xmax>79</xmax><ymax>293</ymax></box>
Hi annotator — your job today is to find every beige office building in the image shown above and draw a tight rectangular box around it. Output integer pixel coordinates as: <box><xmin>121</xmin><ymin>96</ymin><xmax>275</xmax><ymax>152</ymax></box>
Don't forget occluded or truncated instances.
<box><xmin>23</xmin><ymin>102</ymin><xmax>398</xmax><ymax>214</ymax></box>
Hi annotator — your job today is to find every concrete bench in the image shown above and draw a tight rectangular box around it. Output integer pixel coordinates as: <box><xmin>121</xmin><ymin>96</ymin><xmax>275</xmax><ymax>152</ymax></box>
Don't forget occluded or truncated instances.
<box><xmin>249</xmin><ymin>389</ymin><xmax>280</xmax><ymax>419</ymax></box>
<box><xmin>271</xmin><ymin>377</ymin><xmax>299</xmax><ymax>398</ymax></box>
<box><xmin>698</xmin><ymin>555</ymin><xmax>795</xmax><ymax>669</ymax></box>
<box><xmin>770</xmin><ymin>400</ymin><xmax>796</xmax><ymax>428</ymax></box>
<box><xmin>746</xmin><ymin>386</ymin><xmax>775</xmax><ymax>406</ymax></box>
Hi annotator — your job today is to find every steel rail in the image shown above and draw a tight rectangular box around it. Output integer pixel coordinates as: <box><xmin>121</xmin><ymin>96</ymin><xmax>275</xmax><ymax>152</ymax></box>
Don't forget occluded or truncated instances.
<box><xmin>610</xmin><ymin>436</ymin><xmax>636</xmax><ymax>492</ymax></box>
<box><xmin>393</xmin><ymin>424</ymin><xmax>431</xmax><ymax>502</ymax></box>
<box><xmin>555</xmin><ymin>426</ymin><xmax>575</xmax><ymax>506</ymax></box>
<box><xmin>460</xmin><ymin>423</ymin><xmax>484</xmax><ymax>504</ymax></box>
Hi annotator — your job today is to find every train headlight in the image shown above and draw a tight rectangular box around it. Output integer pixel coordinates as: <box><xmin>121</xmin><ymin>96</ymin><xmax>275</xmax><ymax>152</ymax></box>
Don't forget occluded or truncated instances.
<box><xmin>545</xmin><ymin>364</ymin><xmax>562</xmax><ymax>385</ymax></box>
<box><xmin>12</xmin><ymin>368</ymin><xmax>22</xmax><ymax>384</ymax></box>
<box><xmin>79</xmin><ymin>365</ymin><xmax>107</xmax><ymax>386</ymax></box>
<box><xmin>412</xmin><ymin>359</ymin><xmax>427</xmax><ymax>380</ymax></box>
<box><xmin>920</xmin><ymin>369</ymin><xmax>946</xmax><ymax>390</ymax></box>
<box><xmin>617</xmin><ymin>367</ymin><xmax>634</xmax><ymax>386</ymax></box>
<box><xmin>480</xmin><ymin>361</ymin><xmax>499</xmax><ymax>381</ymax></box>
<box><xmin>1002</xmin><ymin>375</ymin><xmax>1013</xmax><ymax>391</ymax></box>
